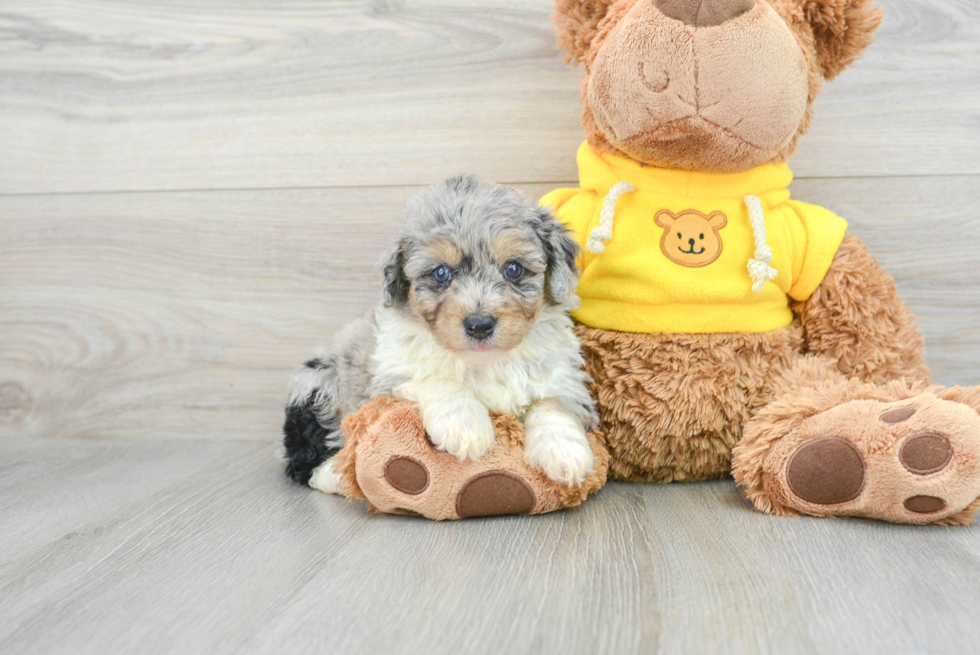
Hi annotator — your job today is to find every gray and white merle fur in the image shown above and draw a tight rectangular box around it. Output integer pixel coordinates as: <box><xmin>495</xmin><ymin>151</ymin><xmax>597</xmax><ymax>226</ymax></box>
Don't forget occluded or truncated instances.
<box><xmin>283</xmin><ymin>175</ymin><xmax>598</xmax><ymax>493</ymax></box>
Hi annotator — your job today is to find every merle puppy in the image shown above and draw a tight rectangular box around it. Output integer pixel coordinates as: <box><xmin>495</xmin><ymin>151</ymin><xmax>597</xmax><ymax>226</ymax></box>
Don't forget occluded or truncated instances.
<box><xmin>283</xmin><ymin>176</ymin><xmax>597</xmax><ymax>494</ymax></box>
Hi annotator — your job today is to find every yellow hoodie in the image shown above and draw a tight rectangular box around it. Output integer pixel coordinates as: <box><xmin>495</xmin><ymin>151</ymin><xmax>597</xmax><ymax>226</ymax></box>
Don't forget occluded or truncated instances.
<box><xmin>541</xmin><ymin>143</ymin><xmax>849</xmax><ymax>334</ymax></box>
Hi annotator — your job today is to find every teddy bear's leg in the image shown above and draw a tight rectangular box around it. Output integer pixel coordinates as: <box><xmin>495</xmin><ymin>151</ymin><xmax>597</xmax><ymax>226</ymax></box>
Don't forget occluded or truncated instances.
<box><xmin>335</xmin><ymin>397</ymin><xmax>609</xmax><ymax>520</ymax></box>
<box><xmin>732</xmin><ymin>355</ymin><xmax>980</xmax><ymax>525</ymax></box>
<box><xmin>792</xmin><ymin>235</ymin><xmax>931</xmax><ymax>386</ymax></box>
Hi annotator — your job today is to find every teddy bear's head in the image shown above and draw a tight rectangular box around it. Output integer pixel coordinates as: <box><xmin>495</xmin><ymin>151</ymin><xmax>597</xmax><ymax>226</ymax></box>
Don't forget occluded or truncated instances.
<box><xmin>553</xmin><ymin>0</ymin><xmax>883</xmax><ymax>173</ymax></box>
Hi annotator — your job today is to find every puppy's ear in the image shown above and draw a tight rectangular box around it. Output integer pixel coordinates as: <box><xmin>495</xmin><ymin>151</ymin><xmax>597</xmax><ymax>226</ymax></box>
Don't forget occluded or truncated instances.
<box><xmin>533</xmin><ymin>206</ymin><xmax>580</xmax><ymax>305</ymax></box>
<box><xmin>380</xmin><ymin>238</ymin><xmax>410</xmax><ymax>307</ymax></box>
<box><xmin>552</xmin><ymin>0</ymin><xmax>619</xmax><ymax>64</ymax></box>
<box><xmin>803</xmin><ymin>0</ymin><xmax>884</xmax><ymax>81</ymax></box>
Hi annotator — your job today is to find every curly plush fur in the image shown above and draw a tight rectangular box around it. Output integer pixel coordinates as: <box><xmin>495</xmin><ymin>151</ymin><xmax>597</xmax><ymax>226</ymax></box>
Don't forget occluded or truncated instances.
<box><xmin>577</xmin><ymin>323</ymin><xmax>804</xmax><ymax>482</ymax></box>
<box><xmin>793</xmin><ymin>236</ymin><xmax>929</xmax><ymax>385</ymax></box>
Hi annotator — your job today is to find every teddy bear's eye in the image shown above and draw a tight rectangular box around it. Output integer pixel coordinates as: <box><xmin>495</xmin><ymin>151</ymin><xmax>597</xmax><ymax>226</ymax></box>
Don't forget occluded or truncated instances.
<box><xmin>677</xmin><ymin>232</ymin><xmax>682</xmax><ymax>239</ymax></box>
<box><xmin>700</xmin><ymin>233</ymin><xmax>704</xmax><ymax>240</ymax></box>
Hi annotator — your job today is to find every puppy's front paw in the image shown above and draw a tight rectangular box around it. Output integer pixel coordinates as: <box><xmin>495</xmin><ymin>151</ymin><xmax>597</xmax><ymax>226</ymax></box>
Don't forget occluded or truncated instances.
<box><xmin>423</xmin><ymin>399</ymin><xmax>495</xmax><ymax>461</ymax></box>
<box><xmin>525</xmin><ymin>423</ymin><xmax>594</xmax><ymax>487</ymax></box>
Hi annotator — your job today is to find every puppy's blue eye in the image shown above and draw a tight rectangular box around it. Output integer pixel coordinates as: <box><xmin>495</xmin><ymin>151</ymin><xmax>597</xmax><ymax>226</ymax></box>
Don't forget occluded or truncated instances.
<box><xmin>432</xmin><ymin>265</ymin><xmax>452</xmax><ymax>284</ymax></box>
<box><xmin>503</xmin><ymin>262</ymin><xmax>524</xmax><ymax>281</ymax></box>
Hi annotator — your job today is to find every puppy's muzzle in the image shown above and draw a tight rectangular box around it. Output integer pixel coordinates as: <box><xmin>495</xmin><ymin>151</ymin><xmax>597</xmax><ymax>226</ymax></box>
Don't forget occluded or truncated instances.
<box><xmin>463</xmin><ymin>314</ymin><xmax>496</xmax><ymax>341</ymax></box>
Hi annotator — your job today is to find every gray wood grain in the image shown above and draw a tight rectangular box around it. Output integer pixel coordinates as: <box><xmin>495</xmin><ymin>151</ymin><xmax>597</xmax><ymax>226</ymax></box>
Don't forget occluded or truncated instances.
<box><xmin>0</xmin><ymin>437</ymin><xmax>264</xmax><ymax>561</ymax></box>
<box><xmin>1</xmin><ymin>437</ymin><xmax>979</xmax><ymax>655</ymax></box>
<box><xmin>2</xmin><ymin>0</ymin><xmax>980</xmax><ymax>653</ymax></box>
<box><xmin>2</xmin><ymin>177</ymin><xmax>979</xmax><ymax>444</ymax></box>
<box><xmin>1</xmin><ymin>0</ymin><xmax>978</xmax><ymax>195</ymax></box>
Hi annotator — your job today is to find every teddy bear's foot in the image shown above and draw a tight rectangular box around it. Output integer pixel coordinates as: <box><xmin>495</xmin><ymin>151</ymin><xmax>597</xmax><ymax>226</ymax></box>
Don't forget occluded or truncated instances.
<box><xmin>333</xmin><ymin>397</ymin><xmax>608</xmax><ymax>520</ymax></box>
<box><xmin>739</xmin><ymin>390</ymin><xmax>980</xmax><ymax>525</ymax></box>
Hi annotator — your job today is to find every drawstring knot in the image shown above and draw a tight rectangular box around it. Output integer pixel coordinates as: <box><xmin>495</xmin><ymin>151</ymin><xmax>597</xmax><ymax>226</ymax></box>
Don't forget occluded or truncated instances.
<box><xmin>587</xmin><ymin>181</ymin><xmax>635</xmax><ymax>253</ymax></box>
<box><xmin>743</xmin><ymin>194</ymin><xmax>778</xmax><ymax>293</ymax></box>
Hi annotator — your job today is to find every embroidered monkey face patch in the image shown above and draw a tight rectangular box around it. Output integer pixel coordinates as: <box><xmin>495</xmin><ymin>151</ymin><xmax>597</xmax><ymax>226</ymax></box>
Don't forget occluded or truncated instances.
<box><xmin>654</xmin><ymin>210</ymin><xmax>727</xmax><ymax>268</ymax></box>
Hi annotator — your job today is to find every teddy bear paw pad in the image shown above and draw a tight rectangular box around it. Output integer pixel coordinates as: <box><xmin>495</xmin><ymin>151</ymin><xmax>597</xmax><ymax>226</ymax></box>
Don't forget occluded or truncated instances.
<box><xmin>904</xmin><ymin>495</ymin><xmax>947</xmax><ymax>514</ymax></box>
<box><xmin>383</xmin><ymin>457</ymin><xmax>429</xmax><ymax>495</ymax></box>
<box><xmin>456</xmin><ymin>471</ymin><xmax>537</xmax><ymax>518</ymax></box>
<box><xmin>785</xmin><ymin>436</ymin><xmax>865</xmax><ymax>506</ymax></box>
<box><xmin>898</xmin><ymin>432</ymin><xmax>952</xmax><ymax>475</ymax></box>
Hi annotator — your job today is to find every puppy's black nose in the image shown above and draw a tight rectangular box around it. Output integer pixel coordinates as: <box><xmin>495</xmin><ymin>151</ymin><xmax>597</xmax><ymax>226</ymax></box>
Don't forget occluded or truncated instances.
<box><xmin>464</xmin><ymin>314</ymin><xmax>496</xmax><ymax>340</ymax></box>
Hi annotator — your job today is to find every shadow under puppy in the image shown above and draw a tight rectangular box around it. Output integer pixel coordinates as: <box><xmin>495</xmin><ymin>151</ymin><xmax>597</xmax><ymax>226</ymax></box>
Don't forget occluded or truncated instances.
<box><xmin>283</xmin><ymin>176</ymin><xmax>598</xmax><ymax>497</ymax></box>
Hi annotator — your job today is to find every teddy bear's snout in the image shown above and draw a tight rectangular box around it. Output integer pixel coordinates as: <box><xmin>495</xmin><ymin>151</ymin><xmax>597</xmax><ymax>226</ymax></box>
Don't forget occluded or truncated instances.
<box><xmin>586</xmin><ymin>0</ymin><xmax>809</xmax><ymax>171</ymax></box>
<box><xmin>652</xmin><ymin>0</ymin><xmax>755</xmax><ymax>28</ymax></box>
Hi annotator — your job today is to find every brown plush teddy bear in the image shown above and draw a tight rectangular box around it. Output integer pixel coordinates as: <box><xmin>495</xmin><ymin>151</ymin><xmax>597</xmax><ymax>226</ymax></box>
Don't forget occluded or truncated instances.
<box><xmin>542</xmin><ymin>0</ymin><xmax>980</xmax><ymax>525</ymax></box>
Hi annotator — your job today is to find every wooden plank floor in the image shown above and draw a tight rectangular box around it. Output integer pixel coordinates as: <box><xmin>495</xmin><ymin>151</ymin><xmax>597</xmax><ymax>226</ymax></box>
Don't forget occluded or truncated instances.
<box><xmin>2</xmin><ymin>1</ymin><xmax>980</xmax><ymax>653</ymax></box>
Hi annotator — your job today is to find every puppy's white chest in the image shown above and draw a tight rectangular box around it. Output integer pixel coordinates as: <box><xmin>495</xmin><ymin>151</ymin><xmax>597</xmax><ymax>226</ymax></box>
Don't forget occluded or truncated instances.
<box><xmin>372</xmin><ymin>307</ymin><xmax>557</xmax><ymax>417</ymax></box>
<box><xmin>462</xmin><ymin>363</ymin><xmax>533</xmax><ymax>416</ymax></box>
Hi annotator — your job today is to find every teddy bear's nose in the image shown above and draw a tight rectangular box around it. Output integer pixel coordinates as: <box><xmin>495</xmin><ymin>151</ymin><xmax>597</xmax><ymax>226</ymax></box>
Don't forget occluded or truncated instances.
<box><xmin>653</xmin><ymin>0</ymin><xmax>756</xmax><ymax>27</ymax></box>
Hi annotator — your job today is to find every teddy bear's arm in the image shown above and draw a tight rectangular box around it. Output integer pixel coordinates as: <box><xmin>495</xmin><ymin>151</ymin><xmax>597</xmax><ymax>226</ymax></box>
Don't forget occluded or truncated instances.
<box><xmin>792</xmin><ymin>235</ymin><xmax>930</xmax><ymax>386</ymax></box>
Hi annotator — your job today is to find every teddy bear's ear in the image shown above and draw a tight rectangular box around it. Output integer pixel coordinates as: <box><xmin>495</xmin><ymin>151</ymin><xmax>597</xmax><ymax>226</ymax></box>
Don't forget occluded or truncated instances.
<box><xmin>707</xmin><ymin>212</ymin><xmax>728</xmax><ymax>230</ymax></box>
<box><xmin>803</xmin><ymin>0</ymin><xmax>884</xmax><ymax>81</ymax></box>
<box><xmin>654</xmin><ymin>210</ymin><xmax>676</xmax><ymax>228</ymax></box>
<box><xmin>552</xmin><ymin>0</ymin><xmax>619</xmax><ymax>64</ymax></box>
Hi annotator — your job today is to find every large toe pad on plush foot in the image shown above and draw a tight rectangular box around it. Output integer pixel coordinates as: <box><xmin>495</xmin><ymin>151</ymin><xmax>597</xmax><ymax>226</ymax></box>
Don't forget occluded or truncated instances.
<box><xmin>766</xmin><ymin>393</ymin><xmax>980</xmax><ymax>525</ymax></box>
<box><xmin>786</xmin><ymin>437</ymin><xmax>866</xmax><ymax>505</ymax></box>
<box><xmin>334</xmin><ymin>397</ymin><xmax>609</xmax><ymax>520</ymax></box>
<box><xmin>456</xmin><ymin>472</ymin><xmax>537</xmax><ymax>518</ymax></box>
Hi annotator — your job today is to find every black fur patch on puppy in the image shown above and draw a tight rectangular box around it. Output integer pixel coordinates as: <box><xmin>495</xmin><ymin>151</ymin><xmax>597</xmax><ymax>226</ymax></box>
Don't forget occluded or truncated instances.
<box><xmin>283</xmin><ymin>395</ymin><xmax>342</xmax><ymax>485</ymax></box>
<box><xmin>381</xmin><ymin>241</ymin><xmax>411</xmax><ymax>307</ymax></box>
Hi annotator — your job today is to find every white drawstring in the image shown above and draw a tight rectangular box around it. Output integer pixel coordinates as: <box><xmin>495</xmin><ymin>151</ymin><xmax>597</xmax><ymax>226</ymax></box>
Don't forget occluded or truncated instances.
<box><xmin>586</xmin><ymin>181</ymin><xmax>635</xmax><ymax>254</ymax></box>
<box><xmin>744</xmin><ymin>194</ymin><xmax>778</xmax><ymax>293</ymax></box>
